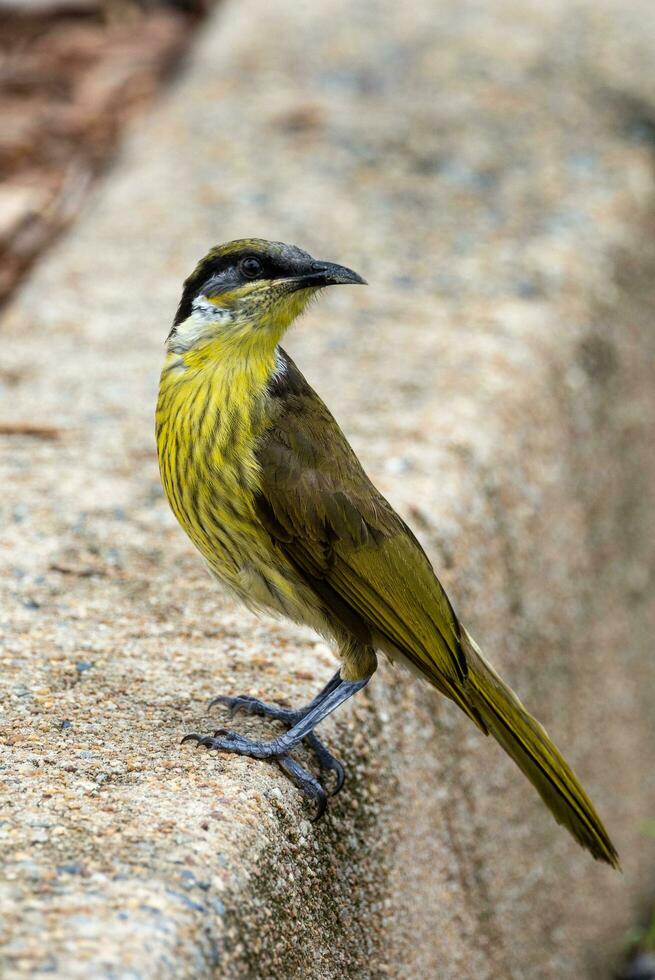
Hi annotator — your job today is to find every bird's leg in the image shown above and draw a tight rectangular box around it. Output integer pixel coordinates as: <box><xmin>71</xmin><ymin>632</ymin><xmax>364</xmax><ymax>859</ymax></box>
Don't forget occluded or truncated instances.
<box><xmin>186</xmin><ymin>674</ymin><xmax>368</xmax><ymax>756</ymax></box>
<box><xmin>208</xmin><ymin>670</ymin><xmax>346</xmax><ymax>792</ymax></box>
<box><xmin>183</xmin><ymin>673</ymin><xmax>371</xmax><ymax>815</ymax></box>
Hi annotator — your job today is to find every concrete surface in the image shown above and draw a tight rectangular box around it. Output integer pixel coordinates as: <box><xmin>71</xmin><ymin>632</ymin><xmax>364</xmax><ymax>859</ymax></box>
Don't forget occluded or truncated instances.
<box><xmin>2</xmin><ymin>0</ymin><xmax>655</xmax><ymax>977</ymax></box>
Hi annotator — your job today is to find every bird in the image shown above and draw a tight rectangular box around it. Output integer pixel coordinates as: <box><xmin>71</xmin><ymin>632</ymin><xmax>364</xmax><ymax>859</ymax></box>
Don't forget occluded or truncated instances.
<box><xmin>155</xmin><ymin>238</ymin><xmax>619</xmax><ymax>867</ymax></box>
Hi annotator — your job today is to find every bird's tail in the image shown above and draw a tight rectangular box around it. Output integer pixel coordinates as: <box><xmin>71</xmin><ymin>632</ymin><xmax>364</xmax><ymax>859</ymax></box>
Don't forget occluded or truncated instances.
<box><xmin>460</xmin><ymin>627</ymin><xmax>620</xmax><ymax>868</ymax></box>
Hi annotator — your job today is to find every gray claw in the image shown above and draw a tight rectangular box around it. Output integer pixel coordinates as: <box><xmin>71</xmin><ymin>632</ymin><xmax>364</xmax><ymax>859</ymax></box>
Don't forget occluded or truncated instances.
<box><xmin>208</xmin><ymin>694</ymin><xmax>251</xmax><ymax>716</ymax></box>
<box><xmin>305</xmin><ymin>733</ymin><xmax>346</xmax><ymax>795</ymax></box>
<box><xmin>209</xmin><ymin>693</ymin><xmax>299</xmax><ymax>724</ymax></box>
<box><xmin>276</xmin><ymin>755</ymin><xmax>328</xmax><ymax>821</ymax></box>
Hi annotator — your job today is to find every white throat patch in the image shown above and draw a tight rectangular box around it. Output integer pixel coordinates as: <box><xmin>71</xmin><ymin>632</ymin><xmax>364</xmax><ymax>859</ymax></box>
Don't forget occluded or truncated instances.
<box><xmin>191</xmin><ymin>294</ymin><xmax>233</xmax><ymax>323</ymax></box>
<box><xmin>168</xmin><ymin>295</ymin><xmax>234</xmax><ymax>353</ymax></box>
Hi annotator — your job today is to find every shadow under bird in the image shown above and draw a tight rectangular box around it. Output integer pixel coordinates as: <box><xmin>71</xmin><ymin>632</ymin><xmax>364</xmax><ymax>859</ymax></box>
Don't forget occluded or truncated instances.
<box><xmin>155</xmin><ymin>238</ymin><xmax>619</xmax><ymax>868</ymax></box>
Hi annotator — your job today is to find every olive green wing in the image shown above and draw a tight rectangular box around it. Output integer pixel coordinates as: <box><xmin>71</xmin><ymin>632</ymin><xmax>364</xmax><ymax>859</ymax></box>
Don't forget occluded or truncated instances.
<box><xmin>255</xmin><ymin>351</ymin><xmax>480</xmax><ymax>720</ymax></box>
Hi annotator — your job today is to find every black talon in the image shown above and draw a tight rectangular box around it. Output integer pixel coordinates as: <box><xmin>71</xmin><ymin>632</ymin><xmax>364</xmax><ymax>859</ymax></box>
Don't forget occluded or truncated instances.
<box><xmin>276</xmin><ymin>755</ymin><xmax>328</xmax><ymax>821</ymax></box>
<box><xmin>209</xmin><ymin>693</ymin><xmax>299</xmax><ymax>724</ymax></box>
<box><xmin>305</xmin><ymin>733</ymin><xmax>346</xmax><ymax>795</ymax></box>
<box><xmin>181</xmin><ymin>733</ymin><xmax>202</xmax><ymax>745</ymax></box>
<box><xmin>208</xmin><ymin>694</ymin><xmax>254</xmax><ymax>715</ymax></box>
<box><xmin>313</xmin><ymin>798</ymin><xmax>327</xmax><ymax>821</ymax></box>
<box><xmin>210</xmin><ymin>694</ymin><xmax>262</xmax><ymax>714</ymax></box>
<box><xmin>208</xmin><ymin>694</ymin><xmax>231</xmax><ymax>711</ymax></box>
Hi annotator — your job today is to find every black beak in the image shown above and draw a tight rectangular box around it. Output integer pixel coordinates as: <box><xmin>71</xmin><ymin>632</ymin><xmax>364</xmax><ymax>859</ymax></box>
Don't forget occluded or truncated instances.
<box><xmin>289</xmin><ymin>260</ymin><xmax>367</xmax><ymax>291</ymax></box>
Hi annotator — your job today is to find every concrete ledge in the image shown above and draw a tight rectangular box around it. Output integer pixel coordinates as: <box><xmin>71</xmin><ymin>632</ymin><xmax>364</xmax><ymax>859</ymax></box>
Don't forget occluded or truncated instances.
<box><xmin>2</xmin><ymin>0</ymin><xmax>655</xmax><ymax>976</ymax></box>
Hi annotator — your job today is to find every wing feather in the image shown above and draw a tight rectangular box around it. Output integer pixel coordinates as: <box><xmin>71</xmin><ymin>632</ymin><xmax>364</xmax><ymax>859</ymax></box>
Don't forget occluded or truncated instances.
<box><xmin>255</xmin><ymin>351</ymin><xmax>474</xmax><ymax>710</ymax></box>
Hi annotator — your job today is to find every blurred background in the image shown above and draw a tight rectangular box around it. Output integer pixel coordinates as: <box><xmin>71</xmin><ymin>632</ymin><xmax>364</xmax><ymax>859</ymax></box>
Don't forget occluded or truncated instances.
<box><xmin>1</xmin><ymin>1</ymin><xmax>655</xmax><ymax>977</ymax></box>
<box><xmin>0</xmin><ymin>0</ymin><xmax>209</xmax><ymax>308</ymax></box>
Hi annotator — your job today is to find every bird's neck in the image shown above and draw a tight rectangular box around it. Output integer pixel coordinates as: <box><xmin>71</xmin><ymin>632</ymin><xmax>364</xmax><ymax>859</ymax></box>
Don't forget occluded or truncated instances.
<box><xmin>166</xmin><ymin>307</ymin><xmax>290</xmax><ymax>387</ymax></box>
<box><xmin>158</xmin><ymin>327</ymin><xmax>285</xmax><ymax>450</ymax></box>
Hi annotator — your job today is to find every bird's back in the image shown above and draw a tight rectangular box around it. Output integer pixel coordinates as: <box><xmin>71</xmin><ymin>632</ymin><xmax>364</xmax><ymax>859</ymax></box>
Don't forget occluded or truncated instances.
<box><xmin>251</xmin><ymin>350</ymin><xmax>484</xmax><ymax>712</ymax></box>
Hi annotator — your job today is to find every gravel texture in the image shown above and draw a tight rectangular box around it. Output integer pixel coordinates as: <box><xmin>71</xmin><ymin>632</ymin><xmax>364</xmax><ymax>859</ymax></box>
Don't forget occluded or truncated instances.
<box><xmin>2</xmin><ymin>0</ymin><xmax>655</xmax><ymax>977</ymax></box>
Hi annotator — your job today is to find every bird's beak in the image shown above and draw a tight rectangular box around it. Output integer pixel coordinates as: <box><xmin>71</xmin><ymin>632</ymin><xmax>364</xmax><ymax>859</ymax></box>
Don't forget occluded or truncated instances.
<box><xmin>287</xmin><ymin>260</ymin><xmax>367</xmax><ymax>291</ymax></box>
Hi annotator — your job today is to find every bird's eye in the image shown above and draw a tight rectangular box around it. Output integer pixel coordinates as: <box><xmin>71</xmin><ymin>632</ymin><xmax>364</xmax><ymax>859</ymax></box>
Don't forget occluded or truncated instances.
<box><xmin>240</xmin><ymin>256</ymin><xmax>263</xmax><ymax>279</ymax></box>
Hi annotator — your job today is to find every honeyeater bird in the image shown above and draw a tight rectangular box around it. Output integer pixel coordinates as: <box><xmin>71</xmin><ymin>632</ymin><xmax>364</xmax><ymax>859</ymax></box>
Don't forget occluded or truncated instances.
<box><xmin>156</xmin><ymin>238</ymin><xmax>619</xmax><ymax>867</ymax></box>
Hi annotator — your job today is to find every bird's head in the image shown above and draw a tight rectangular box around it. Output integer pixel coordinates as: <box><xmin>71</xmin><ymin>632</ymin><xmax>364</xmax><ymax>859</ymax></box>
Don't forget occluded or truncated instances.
<box><xmin>168</xmin><ymin>239</ymin><xmax>365</xmax><ymax>355</ymax></box>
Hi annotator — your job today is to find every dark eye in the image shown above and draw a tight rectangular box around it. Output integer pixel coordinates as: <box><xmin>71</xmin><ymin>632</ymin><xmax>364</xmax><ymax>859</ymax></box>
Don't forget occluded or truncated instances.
<box><xmin>240</xmin><ymin>256</ymin><xmax>263</xmax><ymax>279</ymax></box>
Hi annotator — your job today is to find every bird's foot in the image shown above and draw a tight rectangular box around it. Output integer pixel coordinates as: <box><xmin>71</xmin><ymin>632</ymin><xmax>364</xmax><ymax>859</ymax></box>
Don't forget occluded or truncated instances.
<box><xmin>184</xmin><ymin>672</ymin><xmax>369</xmax><ymax>819</ymax></box>
<box><xmin>182</xmin><ymin>728</ymin><xmax>338</xmax><ymax>819</ymax></box>
<box><xmin>207</xmin><ymin>690</ymin><xmax>346</xmax><ymax>795</ymax></box>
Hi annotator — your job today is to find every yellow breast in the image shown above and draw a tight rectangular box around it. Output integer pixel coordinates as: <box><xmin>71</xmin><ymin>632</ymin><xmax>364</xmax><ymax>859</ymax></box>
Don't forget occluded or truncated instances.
<box><xmin>155</xmin><ymin>342</ymin><xmax>274</xmax><ymax>579</ymax></box>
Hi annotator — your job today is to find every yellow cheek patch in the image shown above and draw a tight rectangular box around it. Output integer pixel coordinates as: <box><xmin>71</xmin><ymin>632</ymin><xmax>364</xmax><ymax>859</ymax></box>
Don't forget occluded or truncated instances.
<box><xmin>205</xmin><ymin>282</ymin><xmax>315</xmax><ymax>335</ymax></box>
<box><xmin>279</xmin><ymin>289</ymin><xmax>314</xmax><ymax>318</ymax></box>
<box><xmin>267</xmin><ymin>287</ymin><xmax>315</xmax><ymax>332</ymax></box>
<box><xmin>206</xmin><ymin>288</ymin><xmax>240</xmax><ymax>307</ymax></box>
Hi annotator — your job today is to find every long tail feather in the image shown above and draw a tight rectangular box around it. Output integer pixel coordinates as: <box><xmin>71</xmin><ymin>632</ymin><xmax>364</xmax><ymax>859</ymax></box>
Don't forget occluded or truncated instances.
<box><xmin>460</xmin><ymin>628</ymin><xmax>620</xmax><ymax>868</ymax></box>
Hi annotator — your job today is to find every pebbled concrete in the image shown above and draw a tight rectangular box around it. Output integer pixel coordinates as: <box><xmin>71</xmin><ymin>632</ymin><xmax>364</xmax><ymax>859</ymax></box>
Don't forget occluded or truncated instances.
<box><xmin>2</xmin><ymin>0</ymin><xmax>655</xmax><ymax>976</ymax></box>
